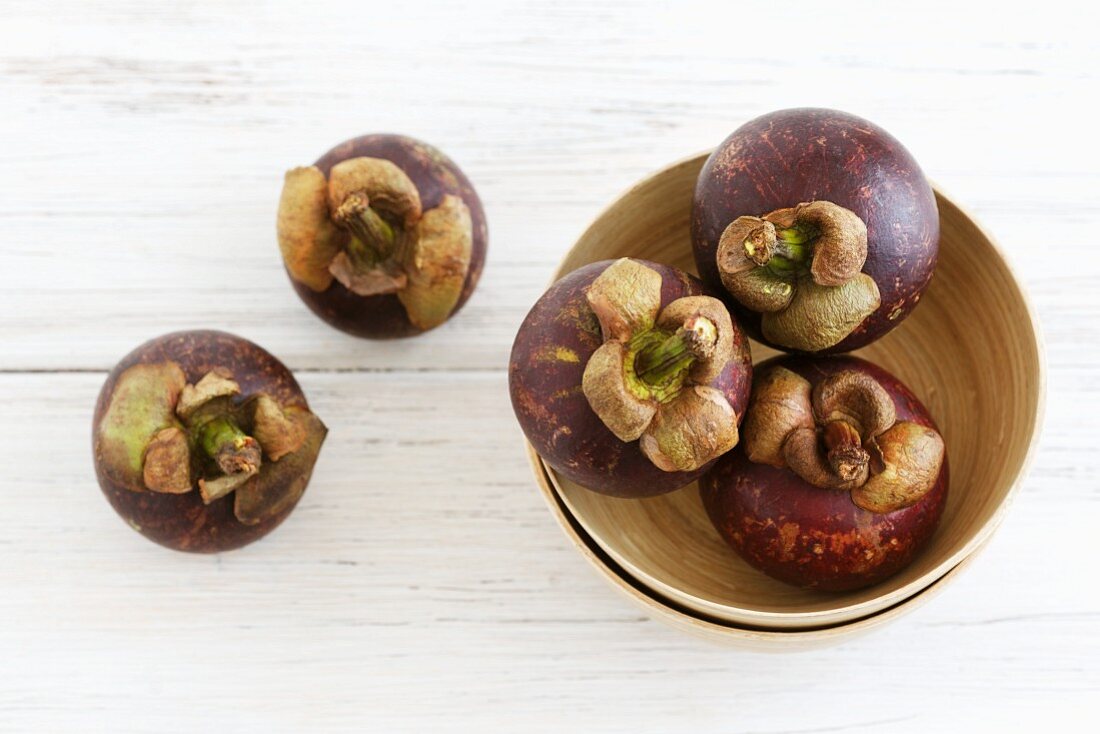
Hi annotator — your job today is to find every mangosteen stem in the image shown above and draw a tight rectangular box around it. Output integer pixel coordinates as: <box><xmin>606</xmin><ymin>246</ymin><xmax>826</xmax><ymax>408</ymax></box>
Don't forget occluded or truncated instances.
<box><xmin>771</xmin><ymin>228</ymin><xmax>811</xmax><ymax>263</ymax></box>
<box><xmin>822</xmin><ymin>419</ymin><xmax>869</xmax><ymax>481</ymax></box>
<box><xmin>776</xmin><ymin>225</ymin><xmax>815</xmax><ymax>246</ymax></box>
<box><xmin>197</xmin><ymin>416</ymin><xmax>262</xmax><ymax>477</ymax></box>
<box><xmin>634</xmin><ymin>317</ymin><xmax>717</xmax><ymax>387</ymax></box>
<box><xmin>743</xmin><ymin>225</ymin><xmax>811</xmax><ymax>272</ymax></box>
<box><xmin>334</xmin><ymin>192</ymin><xmax>399</xmax><ymax>267</ymax></box>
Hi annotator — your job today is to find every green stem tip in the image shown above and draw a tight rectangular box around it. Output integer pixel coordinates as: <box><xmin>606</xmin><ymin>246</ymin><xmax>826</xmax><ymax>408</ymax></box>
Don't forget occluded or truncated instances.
<box><xmin>335</xmin><ymin>193</ymin><xmax>399</xmax><ymax>267</ymax></box>
<box><xmin>776</xmin><ymin>225</ymin><xmax>815</xmax><ymax>246</ymax></box>
<box><xmin>634</xmin><ymin>317</ymin><xmax>717</xmax><ymax>387</ymax></box>
<box><xmin>745</xmin><ymin>225</ymin><xmax>814</xmax><ymax>272</ymax></box>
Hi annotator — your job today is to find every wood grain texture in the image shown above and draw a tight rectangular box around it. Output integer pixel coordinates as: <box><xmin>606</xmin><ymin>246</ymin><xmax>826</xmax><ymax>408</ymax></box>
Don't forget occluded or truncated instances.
<box><xmin>1</xmin><ymin>0</ymin><xmax>1098</xmax><ymax>731</ymax></box>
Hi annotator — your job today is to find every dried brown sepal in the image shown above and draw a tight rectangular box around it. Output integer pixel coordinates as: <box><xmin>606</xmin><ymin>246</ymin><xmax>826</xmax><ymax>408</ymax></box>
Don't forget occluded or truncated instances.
<box><xmin>582</xmin><ymin>341</ymin><xmax>657</xmax><ymax>442</ymax></box>
<box><xmin>852</xmin><ymin>421</ymin><xmax>946</xmax><ymax>513</ymax></box>
<box><xmin>251</xmin><ymin>394</ymin><xmax>307</xmax><ymax>461</ymax></box>
<box><xmin>639</xmin><ymin>385</ymin><xmax>738</xmax><ymax>472</ymax></box>
<box><xmin>277</xmin><ymin>166</ymin><xmax>343</xmax><ymax>292</ymax></box>
<box><xmin>580</xmin><ymin>259</ymin><xmax>741</xmax><ymax>472</ymax></box>
<box><xmin>176</xmin><ymin>369</ymin><xmax>240</xmax><ymax>421</ymax></box>
<box><xmin>740</xmin><ymin>366</ymin><xmax>814</xmax><ymax>467</ymax></box>
<box><xmin>398</xmin><ymin>194</ymin><xmax>474</xmax><ymax>330</ymax></box>
<box><xmin>142</xmin><ymin>426</ymin><xmax>192</xmax><ymax>494</ymax></box>
<box><xmin>95</xmin><ymin>362</ymin><xmax>188</xmax><ymax>492</ymax></box>
<box><xmin>717</xmin><ymin>216</ymin><xmax>775</xmax><ymax>274</ymax></box>
<box><xmin>326</xmin><ymin>157</ymin><xmax>422</xmax><ymax>228</ymax></box>
<box><xmin>715</xmin><ymin>201</ymin><xmax>873</xmax><ymax>350</ymax></box>
<box><xmin>740</xmin><ymin>360</ymin><xmax>945</xmax><ymax>511</ymax></box>
<box><xmin>762</xmin><ymin>206</ymin><xmax>798</xmax><ymax>229</ymax></box>
<box><xmin>761</xmin><ymin>273</ymin><xmax>880</xmax><ymax>352</ymax></box>
<box><xmin>720</xmin><ymin>267</ymin><xmax>795</xmax><ymax>313</ymax></box>
<box><xmin>328</xmin><ymin>250</ymin><xmax>408</xmax><ymax>296</ymax></box>
<box><xmin>793</xmin><ymin>201</ymin><xmax>868</xmax><ymax>287</ymax></box>
<box><xmin>655</xmin><ymin>296</ymin><xmax>734</xmax><ymax>384</ymax></box>
<box><xmin>761</xmin><ymin>201</ymin><xmax>866</xmax><ymax>285</ymax></box>
<box><xmin>585</xmin><ymin>258</ymin><xmax>662</xmax><ymax>342</ymax></box>
<box><xmin>812</xmin><ymin>370</ymin><xmax>896</xmax><ymax>441</ymax></box>
<box><xmin>783</xmin><ymin>426</ymin><xmax>868</xmax><ymax>491</ymax></box>
<box><xmin>234</xmin><ymin>409</ymin><xmax>327</xmax><ymax>525</ymax></box>
<box><xmin>198</xmin><ymin>468</ymin><xmax>257</xmax><ymax>504</ymax></box>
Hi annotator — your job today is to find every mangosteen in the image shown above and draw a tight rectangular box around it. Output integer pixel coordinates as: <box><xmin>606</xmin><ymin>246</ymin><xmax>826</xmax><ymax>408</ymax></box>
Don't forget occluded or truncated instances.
<box><xmin>277</xmin><ymin>134</ymin><xmax>487</xmax><ymax>338</ymax></box>
<box><xmin>692</xmin><ymin>108</ymin><xmax>939</xmax><ymax>353</ymax></box>
<box><xmin>510</xmin><ymin>258</ymin><xmax>753</xmax><ymax>498</ymax></box>
<box><xmin>92</xmin><ymin>331</ymin><xmax>327</xmax><ymax>552</ymax></box>
<box><xmin>700</xmin><ymin>356</ymin><xmax>947</xmax><ymax>591</ymax></box>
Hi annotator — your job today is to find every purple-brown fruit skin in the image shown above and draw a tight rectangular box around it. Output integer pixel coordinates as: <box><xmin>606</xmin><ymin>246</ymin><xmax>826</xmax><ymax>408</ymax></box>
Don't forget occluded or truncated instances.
<box><xmin>93</xmin><ymin>331</ymin><xmax>315</xmax><ymax>553</ymax></box>
<box><xmin>510</xmin><ymin>260</ymin><xmax>753</xmax><ymax>498</ymax></box>
<box><xmin>692</xmin><ymin>108</ymin><xmax>939</xmax><ymax>353</ymax></box>
<box><xmin>700</xmin><ymin>356</ymin><xmax>948</xmax><ymax>591</ymax></box>
<box><xmin>291</xmin><ymin>133</ymin><xmax>488</xmax><ymax>338</ymax></box>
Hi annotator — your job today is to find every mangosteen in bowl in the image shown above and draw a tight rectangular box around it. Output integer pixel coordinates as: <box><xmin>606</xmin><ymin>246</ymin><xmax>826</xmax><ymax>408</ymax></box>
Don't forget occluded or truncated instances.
<box><xmin>277</xmin><ymin>134</ymin><xmax>488</xmax><ymax>338</ymax></box>
<box><xmin>692</xmin><ymin>108</ymin><xmax>939</xmax><ymax>354</ymax></box>
<box><xmin>701</xmin><ymin>355</ymin><xmax>948</xmax><ymax>591</ymax></box>
<box><xmin>92</xmin><ymin>330</ymin><xmax>327</xmax><ymax>552</ymax></box>
<box><xmin>524</xmin><ymin>152</ymin><xmax>1043</xmax><ymax>635</ymax></box>
<box><xmin>510</xmin><ymin>258</ymin><xmax>753</xmax><ymax>498</ymax></box>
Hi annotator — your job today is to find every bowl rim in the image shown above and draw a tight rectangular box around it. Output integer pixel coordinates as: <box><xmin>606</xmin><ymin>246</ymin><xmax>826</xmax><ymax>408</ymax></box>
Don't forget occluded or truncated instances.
<box><xmin>539</xmin><ymin>150</ymin><xmax>1047</xmax><ymax>629</ymax></box>
<box><xmin>528</xmin><ymin>442</ymin><xmax>980</xmax><ymax>645</ymax></box>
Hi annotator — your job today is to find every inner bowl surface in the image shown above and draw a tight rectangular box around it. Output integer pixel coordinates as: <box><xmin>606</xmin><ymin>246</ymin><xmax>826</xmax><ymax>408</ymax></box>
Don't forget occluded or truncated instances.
<box><xmin>544</xmin><ymin>153</ymin><xmax>1044</xmax><ymax>628</ymax></box>
<box><xmin>530</xmin><ymin>444</ymin><xmax>982</xmax><ymax>650</ymax></box>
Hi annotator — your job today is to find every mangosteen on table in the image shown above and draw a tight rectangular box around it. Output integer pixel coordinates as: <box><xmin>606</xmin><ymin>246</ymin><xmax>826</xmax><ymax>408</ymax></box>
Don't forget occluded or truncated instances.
<box><xmin>700</xmin><ymin>356</ymin><xmax>947</xmax><ymax>591</ymax></box>
<box><xmin>277</xmin><ymin>134</ymin><xmax>487</xmax><ymax>338</ymax></box>
<box><xmin>692</xmin><ymin>108</ymin><xmax>939</xmax><ymax>354</ymax></box>
<box><xmin>510</xmin><ymin>258</ymin><xmax>753</xmax><ymax>498</ymax></box>
<box><xmin>92</xmin><ymin>331</ymin><xmax>327</xmax><ymax>552</ymax></box>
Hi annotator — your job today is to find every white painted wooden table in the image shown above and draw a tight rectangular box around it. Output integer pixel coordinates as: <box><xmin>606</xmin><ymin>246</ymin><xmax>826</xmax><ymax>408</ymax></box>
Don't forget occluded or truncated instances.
<box><xmin>2</xmin><ymin>1</ymin><xmax>1097</xmax><ymax>730</ymax></box>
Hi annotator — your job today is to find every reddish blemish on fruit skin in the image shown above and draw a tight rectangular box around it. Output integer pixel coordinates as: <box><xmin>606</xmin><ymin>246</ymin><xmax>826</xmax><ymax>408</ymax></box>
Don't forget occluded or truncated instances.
<box><xmin>92</xmin><ymin>331</ymin><xmax>317</xmax><ymax>553</ymax></box>
<box><xmin>291</xmin><ymin>134</ymin><xmax>488</xmax><ymax>338</ymax></box>
<box><xmin>692</xmin><ymin>108</ymin><xmax>939</xmax><ymax>354</ymax></box>
<box><xmin>510</xmin><ymin>260</ymin><xmax>753</xmax><ymax>498</ymax></box>
<box><xmin>700</xmin><ymin>356</ymin><xmax>948</xmax><ymax>591</ymax></box>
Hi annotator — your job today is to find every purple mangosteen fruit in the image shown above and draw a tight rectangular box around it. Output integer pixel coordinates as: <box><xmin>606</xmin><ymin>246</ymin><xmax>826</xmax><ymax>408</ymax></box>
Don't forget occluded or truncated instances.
<box><xmin>92</xmin><ymin>330</ymin><xmax>327</xmax><ymax>552</ymax></box>
<box><xmin>277</xmin><ymin>134</ymin><xmax>487</xmax><ymax>338</ymax></box>
<box><xmin>700</xmin><ymin>355</ymin><xmax>947</xmax><ymax>591</ymax></box>
<box><xmin>510</xmin><ymin>258</ymin><xmax>753</xmax><ymax>498</ymax></box>
<box><xmin>692</xmin><ymin>108</ymin><xmax>939</xmax><ymax>354</ymax></box>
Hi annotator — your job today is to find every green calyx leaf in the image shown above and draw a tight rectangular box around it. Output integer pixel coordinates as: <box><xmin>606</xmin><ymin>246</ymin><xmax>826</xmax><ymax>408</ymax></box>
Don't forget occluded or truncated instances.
<box><xmin>95</xmin><ymin>362</ymin><xmax>188</xmax><ymax>492</ymax></box>
<box><xmin>762</xmin><ymin>273</ymin><xmax>881</xmax><ymax>352</ymax></box>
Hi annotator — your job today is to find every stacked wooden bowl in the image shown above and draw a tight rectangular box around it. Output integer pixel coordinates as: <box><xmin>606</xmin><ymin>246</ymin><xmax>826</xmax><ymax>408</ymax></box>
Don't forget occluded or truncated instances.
<box><xmin>525</xmin><ymin>153</ymin><xmax>1045</xmax><ymax>649</ymax></box>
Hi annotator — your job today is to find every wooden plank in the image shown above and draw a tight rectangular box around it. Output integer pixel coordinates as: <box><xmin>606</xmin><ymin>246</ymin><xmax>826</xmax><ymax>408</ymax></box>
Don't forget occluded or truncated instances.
<box><xmin>0</xmin><ymin>372</ymin><xmax>1097</xmax><ymax>729</ymax></box>
<box><xmin>0</xmin><ymin>1</ymin><xmax>1097</xmax><ymax>371</ymax></box>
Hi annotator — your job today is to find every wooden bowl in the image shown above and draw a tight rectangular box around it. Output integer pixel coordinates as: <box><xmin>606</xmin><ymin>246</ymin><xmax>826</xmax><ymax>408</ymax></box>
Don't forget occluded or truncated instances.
<box><xmin>529</xmin><ymin>445</ymin><xmax>983</xmax><ymax>650</ymax></box>
<box><xmin>532</xmin><ymin>152</ymin><xmax>1045</xmax><ymax>632</ymax></box>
